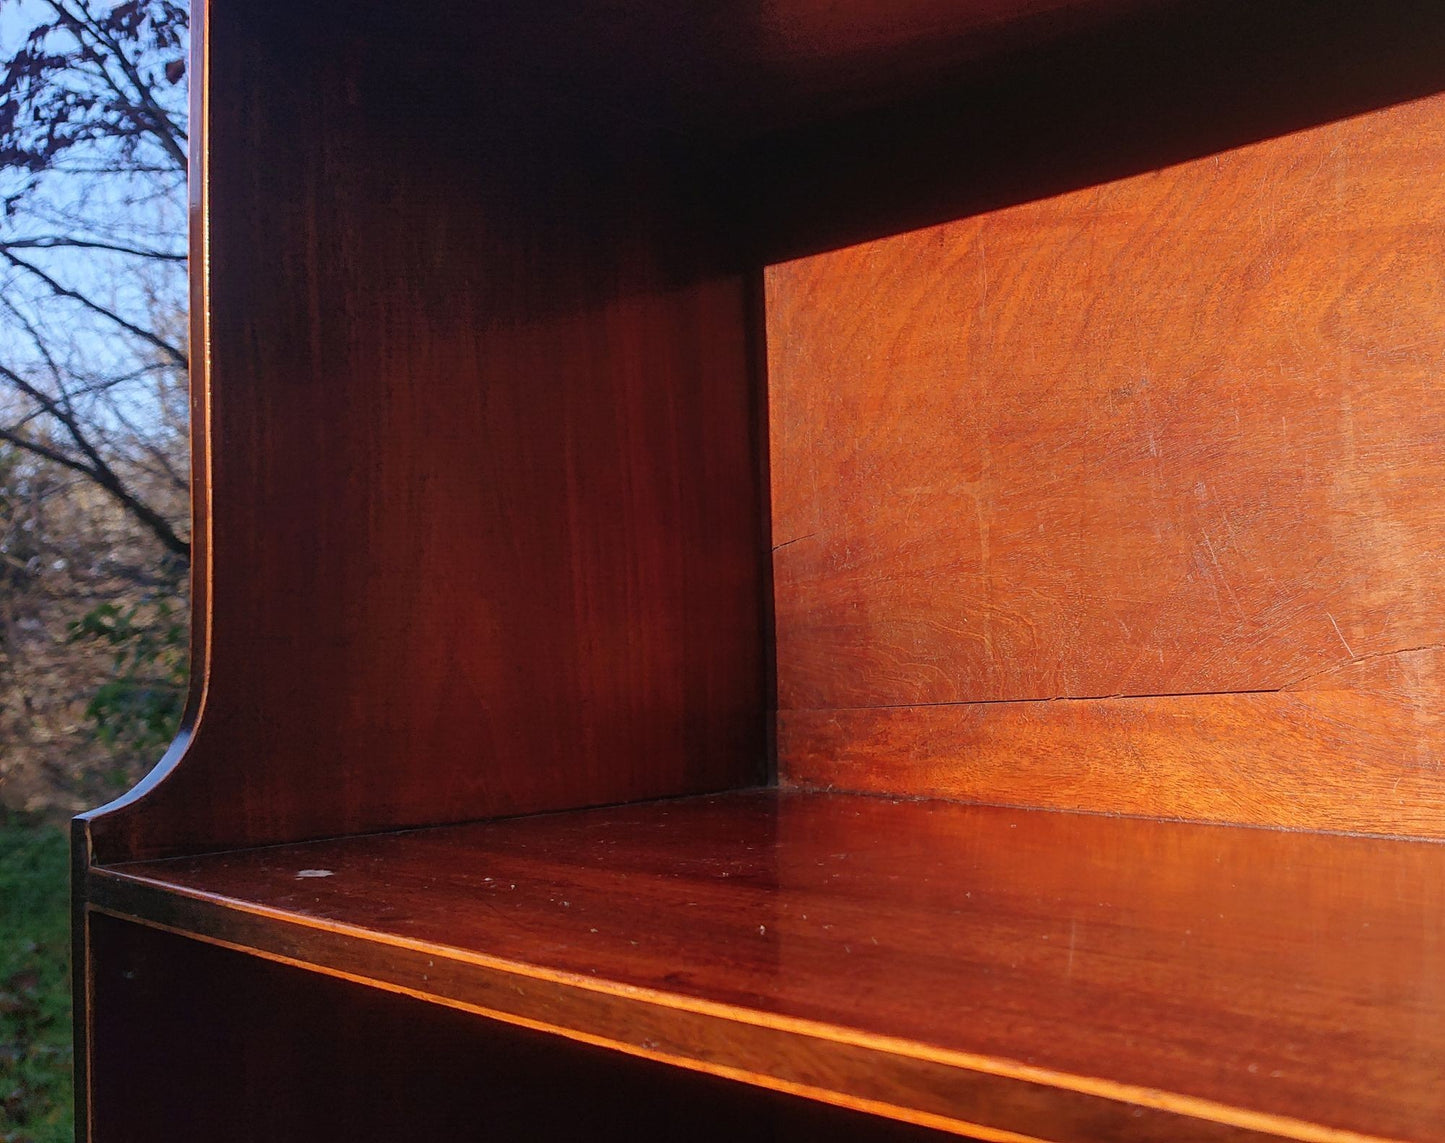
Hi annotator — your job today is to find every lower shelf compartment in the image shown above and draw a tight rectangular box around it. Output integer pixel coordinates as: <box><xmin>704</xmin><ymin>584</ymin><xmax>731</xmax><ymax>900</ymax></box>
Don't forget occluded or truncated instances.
<box><xmin>85</xmin><ymin>789</ymin><xmax>1445</xmax><ymax>1143</ymax></box>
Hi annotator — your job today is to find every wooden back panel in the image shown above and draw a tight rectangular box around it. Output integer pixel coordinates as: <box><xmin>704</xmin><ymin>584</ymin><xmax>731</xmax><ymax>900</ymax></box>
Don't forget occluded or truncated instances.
<box><xmin>770</xmin><ymin>93</ymin><xmax>1445</xmax><ymax>836</ymax></box>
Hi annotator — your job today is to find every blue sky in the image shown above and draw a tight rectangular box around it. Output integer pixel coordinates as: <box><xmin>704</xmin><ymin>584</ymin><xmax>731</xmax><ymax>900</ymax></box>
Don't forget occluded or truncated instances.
<box><xmin>0</xmin><ymin>0</ymin><xmax>190</xmax><ymax>434</ymax></box>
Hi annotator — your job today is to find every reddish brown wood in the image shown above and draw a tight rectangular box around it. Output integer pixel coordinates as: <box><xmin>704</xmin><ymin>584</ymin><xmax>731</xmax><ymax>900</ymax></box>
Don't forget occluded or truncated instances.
<box><xmin>742</xmin><ymin>1</ymin><xmax>1445</xmax><ymax>267</ymax></box>
<box><xmin>73</xmin><ymin>1</ymin><xmax>1445</xmax><ymax>1139</ymax></box>
<box><xmin>291</xmin><ymin>0</ymin><xmax>1171</xmax><ymax>149</ymax></box>
<box><xmin>87</xmin><ymin>912</ymin><xmax>952</xmax><ymax>1142</ymax></box>
<box><xmin>89</xmin><ymin>791</ymin><xmax>1445</xmax><ymax>1142</ymax></box>
<box><xmin>80</xmin><ymin>0</ymin><xmax>774</xmax><ymax>864</ymax></box>
<box><xmin>782</xmin><ymin>648</ymin><xmax>1445</xmax><ymax>835</ymax></box>
<box><xmin>74</xmin><ymin>0</ymin><xmax>1445</xmax><ymax>852</ymax></box>
<box><xmin>768</xmin><ymin>92</ymin><xmax>1445</xmax><ymax>833</ymax></box>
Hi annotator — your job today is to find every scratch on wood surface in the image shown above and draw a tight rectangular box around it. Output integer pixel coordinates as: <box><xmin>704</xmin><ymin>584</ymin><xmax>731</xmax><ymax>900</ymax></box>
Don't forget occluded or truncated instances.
<box><xmin>1281</xmin><ymin>643</ymin><xmax>1445</xmax><ymax>692</ymax></box>
<box><xmin>1326</xmin><ymin>612</ymin><xmax>1355</xmax><ymax>658</ymax></box>
<box><xmin>1200</xmin><ymin>533</ymin><xmax>1246</xmax><ymax>620</ymax></box>
<box><xmin>789</xmin><ymin>644</ymin><xmax>1445</xmax><ymax>713</ymax></box>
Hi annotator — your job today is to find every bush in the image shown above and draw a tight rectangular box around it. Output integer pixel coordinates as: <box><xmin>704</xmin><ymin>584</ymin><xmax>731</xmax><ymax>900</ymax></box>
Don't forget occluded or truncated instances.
<box><xmin>0</xmin><ymin>813</ymin><xmax>72</xmax><ymax>1143</ymax></box>
<box><xmin>69</xmin><ymin>599</ymin><xmax>187</xmax><ymax>764</ymax></box>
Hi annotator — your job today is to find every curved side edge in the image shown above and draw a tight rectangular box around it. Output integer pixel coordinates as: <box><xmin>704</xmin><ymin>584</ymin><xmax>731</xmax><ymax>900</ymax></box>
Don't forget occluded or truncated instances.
<box><xmin>74</xmin><ymin>0</ymin><xmax>213</xmax><ymax>867</ymax></box>
<box><xmin>69</xmin><ymin>0</ymin><xmax>779</xmax><ymax>867</ymax></box>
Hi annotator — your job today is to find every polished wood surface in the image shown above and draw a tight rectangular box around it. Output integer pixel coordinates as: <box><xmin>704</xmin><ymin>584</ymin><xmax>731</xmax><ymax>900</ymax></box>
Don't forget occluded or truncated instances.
<box><xmin>768</xmin><ymin>91</ymin><xmax>1445</xmax><ymax>834</ymax></box>
<box><xmin>781</xmin><ymin>648</ymin><xmax>1445</xmax><ymax>836</ymax></box>
<box><xmin>74</xmin><ymin>0</ymin><xmax>1445</xmax><ymax>1138</ymax></box>
<box><xmin>80</xmin><ymin>0</ymin><xmax>772</xmax><ymax>864</ymax></box>
<box><xmin>88</xmin><ymin>912</ymin><xmax>951</xmax><ymax>1142</ymax></box>
<box><xmin>76</xmin><ymin>0</ymin><xmax>1445</xmax><ymax>859</ymax></box>
<box><xmin>88</xmin><ymin>791</ymin><xmax>1445</xmax><ymax>1142</ymax></box>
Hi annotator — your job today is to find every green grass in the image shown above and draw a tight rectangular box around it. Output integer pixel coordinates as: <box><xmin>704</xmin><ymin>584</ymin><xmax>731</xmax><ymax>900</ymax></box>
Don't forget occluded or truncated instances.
<box><xmin>0</xmin><ymin>813</ymin><xmax>73</xmax><ymax>1143</ymax></box>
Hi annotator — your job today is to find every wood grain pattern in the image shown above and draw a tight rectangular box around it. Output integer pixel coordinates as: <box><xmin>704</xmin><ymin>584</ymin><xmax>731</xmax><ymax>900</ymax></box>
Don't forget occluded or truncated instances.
<box><xmin>69</xmin><ymin>2</ymin><xmax>1445</xmax><ymax>1140</ymax></box>
<box><xmin>768</xmin><ymin>92</ymin><xmax>1445</xmax><ymax>831</ymax></box>
<box><xmin>76</xmin><ymin>1</ymin><xmax>1445</xmax><ymax>857</ymax></box>
<box><xmin>90</xmin><ymin>791</ymin><xmax>1445</xmax><ymax>1142</ymax></box>
<box><xmin>782</xmin><ymin>648</ymin><xmax>1445</xmax><ymax>836</ymax></box>
<box><xmin>79</xmin><ymin>0</ymin><xmax>772</xmax><ymax>864</ymax></box>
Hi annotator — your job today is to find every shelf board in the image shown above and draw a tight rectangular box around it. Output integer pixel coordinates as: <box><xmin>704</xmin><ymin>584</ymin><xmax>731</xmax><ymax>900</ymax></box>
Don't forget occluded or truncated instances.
<box><xmin>86</xmin><ymin>790</ymin><xmax>1445</xmax><ymax>1143</ymax></box>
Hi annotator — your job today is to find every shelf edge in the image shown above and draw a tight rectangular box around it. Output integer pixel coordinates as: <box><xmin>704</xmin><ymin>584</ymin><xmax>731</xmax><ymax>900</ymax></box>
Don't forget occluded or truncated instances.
<box><xmin>86</xmin><ymin>868</ymin><xmax>1401</xmax><ymax>1143</ymax></box>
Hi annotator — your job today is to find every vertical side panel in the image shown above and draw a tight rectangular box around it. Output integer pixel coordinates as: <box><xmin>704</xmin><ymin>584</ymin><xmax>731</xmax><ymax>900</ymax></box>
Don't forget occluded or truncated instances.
<box><xmin>83</xmin><ymin>0</ymin><xmax>770</xmax><ymax>861</ymax></box>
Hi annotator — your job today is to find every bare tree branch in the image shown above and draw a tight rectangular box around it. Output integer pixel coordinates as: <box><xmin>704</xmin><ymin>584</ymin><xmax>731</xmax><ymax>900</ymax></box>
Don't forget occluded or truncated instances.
<box><xmin>0</xmin><ymin>361</ymin><xmax>189</xmax><ymax>559</ymax></box>
<box><xmin>3</xmin><ymin>235</ymin><xmax>186</xmax><ymax>261</ymax></box>
<box><xmin>0</xmin><ymin>422</ymin><xmax>102</xmax><ymax>482</ymax></box>
<box><xmin>1</xmin><ymin>248</ymin><xmax>188</xmax><ymax>367</ymax></box>
<box><xmin>2</xmin><ymin>296</ymin><xmax>67</xmax><ymax>392</ymax></box>
<box><xmin>107</xmin><ymin>400</ymin><xmax>189</xmax><ymax>494</ymax></box>
<box><xmin>1</xmin><ymin>1</ymin><xmax>190</xmax><ymax>561</ymax></box>
<box><xmin>48</xmin><ymin>0</ymin><xmax>189</xmax><ymax>172</ymax></box>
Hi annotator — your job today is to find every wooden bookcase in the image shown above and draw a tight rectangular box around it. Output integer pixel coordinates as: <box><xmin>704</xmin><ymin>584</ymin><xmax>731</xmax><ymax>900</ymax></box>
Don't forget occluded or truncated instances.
<box><xmin>74</xmin><ymin>2</ymin><xmax>1445</xmax><ymax>1139</ymax></box>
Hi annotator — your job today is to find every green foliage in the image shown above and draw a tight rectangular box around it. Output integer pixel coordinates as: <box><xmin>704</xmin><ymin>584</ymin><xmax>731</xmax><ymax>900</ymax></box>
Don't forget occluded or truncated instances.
<box><xmin>68</xmin><ymin>599</ymin><xmax>187</xmax><ymax>769</ymax></box>
<box><xmin>0</xmin><ymin>813</ymin><xmax>72</xmax><ymax>1143</ymax></box>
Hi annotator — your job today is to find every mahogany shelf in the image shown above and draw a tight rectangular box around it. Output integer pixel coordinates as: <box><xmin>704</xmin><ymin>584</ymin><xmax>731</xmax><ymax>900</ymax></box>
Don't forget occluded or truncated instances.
<box><xmin>72</xmin><ymin>1</ymin><xmax>1445</xmax><ymax>1137</ymax></box>
<box><xmin>85</xmin><ymin>789</ymin><xmax>1445</xmax><ymax>1143</ymax></box>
